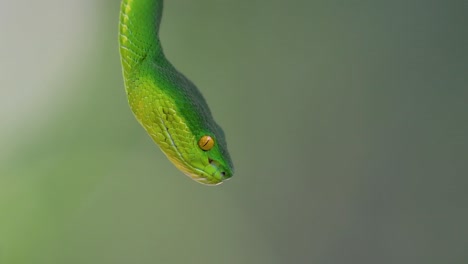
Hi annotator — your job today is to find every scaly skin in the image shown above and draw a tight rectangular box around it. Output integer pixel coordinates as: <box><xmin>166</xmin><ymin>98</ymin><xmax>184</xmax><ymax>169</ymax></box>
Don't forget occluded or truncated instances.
<box><xmin>119</xmin><ymin>0</ymin><xmax>233</xmax><ymax>185</ymax></box>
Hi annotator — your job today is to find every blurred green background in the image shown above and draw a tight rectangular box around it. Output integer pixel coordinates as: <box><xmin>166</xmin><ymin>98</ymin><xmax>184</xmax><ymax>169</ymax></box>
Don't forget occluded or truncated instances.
<box><xmin>1</xmin><ymin>0</ymin><xmax>467</xmax><ymax>263</ymax></box>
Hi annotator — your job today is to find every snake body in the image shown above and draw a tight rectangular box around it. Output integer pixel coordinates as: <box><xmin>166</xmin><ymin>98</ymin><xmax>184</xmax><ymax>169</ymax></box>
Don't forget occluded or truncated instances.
<box><xmin>119</xmin><ymin>0</ymin><xmax>233</xmax><ymax>185</ymax></box>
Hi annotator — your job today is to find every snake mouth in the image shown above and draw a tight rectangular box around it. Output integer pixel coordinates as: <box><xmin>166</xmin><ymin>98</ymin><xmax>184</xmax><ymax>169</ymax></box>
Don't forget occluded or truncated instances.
<box><xmin>179</xmin><ymin>158</ymin><xmax>231</xmax><ymax>185</ymax></box>
<box><xmin>166</xmin><ymin>153</ymin><xmax>224</xmax><ymax>185</ymax></box>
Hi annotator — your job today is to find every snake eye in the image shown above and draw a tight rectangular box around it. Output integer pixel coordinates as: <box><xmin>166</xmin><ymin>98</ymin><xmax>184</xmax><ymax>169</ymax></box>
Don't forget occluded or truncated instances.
<box><xmin>198</xmin><ymin>135</ymin><xmax>214</xmax><ymax>151</ymax></box>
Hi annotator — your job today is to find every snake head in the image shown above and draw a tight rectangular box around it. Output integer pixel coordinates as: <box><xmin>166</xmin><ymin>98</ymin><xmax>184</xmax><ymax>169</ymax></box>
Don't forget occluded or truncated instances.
<box><xmin>127</xmin><ymin>60</ymin><xmax>234</xmax><ymax>185</ymax></box>
<box><xmin>162</xmin><ymin>128</ymin><xmax>234</xmax><ymax>185</ymax></box>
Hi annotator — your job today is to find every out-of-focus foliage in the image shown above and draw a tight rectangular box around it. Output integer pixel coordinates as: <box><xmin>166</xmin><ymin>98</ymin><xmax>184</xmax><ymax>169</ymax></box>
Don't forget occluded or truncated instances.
<box><xmin>1</xmin><ymin>0</ymin><xmax>467</xmax><ymax>263</ymax></box>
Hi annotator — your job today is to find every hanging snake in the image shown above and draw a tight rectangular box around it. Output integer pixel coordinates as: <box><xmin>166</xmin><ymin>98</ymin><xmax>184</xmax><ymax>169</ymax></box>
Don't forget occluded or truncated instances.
<box><xmin>119</xmin><ymin>0</ymin><xmax>234</xmax><ymax>185</ymax></box>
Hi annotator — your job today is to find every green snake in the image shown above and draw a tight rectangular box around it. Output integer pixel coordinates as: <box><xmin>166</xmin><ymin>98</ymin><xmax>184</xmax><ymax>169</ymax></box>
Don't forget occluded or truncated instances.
<box><xmin>119</xmin><ymin>0</ymin><xmax>233</xmax><ymax>185</ymax></box>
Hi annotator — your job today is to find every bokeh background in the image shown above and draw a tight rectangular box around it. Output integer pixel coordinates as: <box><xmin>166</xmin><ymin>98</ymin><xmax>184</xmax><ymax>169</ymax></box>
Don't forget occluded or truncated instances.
<box><xmin>1</xmin><ymin>0</ymin><xmax>467</xmax><ymax>263</ymax></box>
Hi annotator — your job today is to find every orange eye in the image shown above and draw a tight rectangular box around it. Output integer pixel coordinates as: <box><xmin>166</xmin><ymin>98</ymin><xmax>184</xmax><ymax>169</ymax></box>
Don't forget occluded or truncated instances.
<box><xmin>198</xmin><ymin>136</ymin><xmax>214</xmax><ymax>151</ymax></box>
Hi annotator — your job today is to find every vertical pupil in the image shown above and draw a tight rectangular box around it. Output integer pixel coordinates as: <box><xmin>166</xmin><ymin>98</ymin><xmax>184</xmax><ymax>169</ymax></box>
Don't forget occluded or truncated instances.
<box><xmin>199</xmin><ymin>136</ymin><xmax>214</xmax><ymax>150</ymax></box>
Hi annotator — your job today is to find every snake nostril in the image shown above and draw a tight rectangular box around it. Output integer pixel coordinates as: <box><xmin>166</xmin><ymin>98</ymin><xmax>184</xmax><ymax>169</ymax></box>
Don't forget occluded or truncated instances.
<box><xmin>221</xmin><ymin>172</ymin><xmax>226</xmax><ymax>176</ymax></box>
<box><xmin>208</xmin><ymin>158</ymin><xmax>214</xmax><ymax>164</ymax></box>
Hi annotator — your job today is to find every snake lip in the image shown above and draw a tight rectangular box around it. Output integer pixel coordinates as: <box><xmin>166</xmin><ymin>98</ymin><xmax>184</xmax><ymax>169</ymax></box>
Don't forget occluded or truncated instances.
<box><xmin>208</xmin><ymin>159</ymin><xmax>229</xmax><ymax>181</ymax></box>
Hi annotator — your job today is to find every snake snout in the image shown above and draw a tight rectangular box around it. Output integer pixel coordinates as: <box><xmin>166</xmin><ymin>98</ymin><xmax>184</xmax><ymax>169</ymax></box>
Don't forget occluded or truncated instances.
<box><xmin>208</xmin><ymin>159</ymin><xmax>232</xmax><ymax>181</ymax></box>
